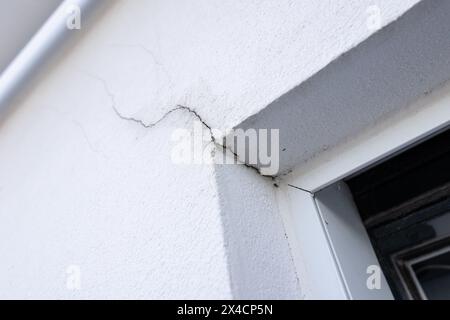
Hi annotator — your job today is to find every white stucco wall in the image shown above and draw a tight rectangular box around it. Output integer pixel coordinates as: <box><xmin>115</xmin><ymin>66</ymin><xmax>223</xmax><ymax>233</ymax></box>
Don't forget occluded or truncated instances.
<box><xmin>74</xmin><ymin>0</ymin><xmax>420</xmax><ymax>131</ymax></box>
<box><xmin>0</xmin><ymin>0</ymin><xmax>421</xmax><ymax>298</ymax></box>
<box><xmin>0</xmin><ymin>70</ymin><xmax>235</xmax><ymax>299</ymax></box>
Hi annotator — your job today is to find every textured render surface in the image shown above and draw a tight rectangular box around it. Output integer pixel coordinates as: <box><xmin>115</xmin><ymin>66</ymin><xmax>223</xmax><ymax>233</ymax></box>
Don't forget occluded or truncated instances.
<box><xmin>0</xmin><ymin>0</ymin><xmax>422</xmax><ymax>298</ymax></box>
<box><xmin>75</xmin><ymin>0</ymin><xmax>420</xmax><ymax>131</ymax></box>
<box><xmin>0</xmin><ymin>69</ymin><xmax>232</xmax><ymax>299</ymax></box>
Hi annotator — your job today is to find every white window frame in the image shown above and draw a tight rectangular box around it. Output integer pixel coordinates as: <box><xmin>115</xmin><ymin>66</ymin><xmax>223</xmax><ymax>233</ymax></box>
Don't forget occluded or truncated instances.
<box><xmin>277</xmin><ymin>82</ymin><xmax>450</xmax><ymax>300</ymax></box>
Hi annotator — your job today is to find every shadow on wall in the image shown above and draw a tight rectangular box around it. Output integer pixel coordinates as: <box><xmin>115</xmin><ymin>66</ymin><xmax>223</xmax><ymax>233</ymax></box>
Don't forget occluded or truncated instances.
<box><xmin>234</xmin><ymin>0</ymin><xmax>450</xmax><ymax>176</ymax></box>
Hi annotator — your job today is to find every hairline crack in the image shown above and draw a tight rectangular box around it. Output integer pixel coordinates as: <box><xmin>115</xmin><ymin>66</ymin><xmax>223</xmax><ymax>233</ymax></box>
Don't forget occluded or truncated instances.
<box><xmin>86</xmin><ymin>72</ymin><xmax>267</xmax><ymax>178</ymax></box>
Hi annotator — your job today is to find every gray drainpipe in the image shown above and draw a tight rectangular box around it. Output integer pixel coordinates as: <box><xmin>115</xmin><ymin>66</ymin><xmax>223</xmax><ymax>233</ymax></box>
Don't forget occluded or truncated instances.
<box><xmin>0</xmin><ymin>0</ymin><xmax>100</xmax><ymax>117</ymax></box>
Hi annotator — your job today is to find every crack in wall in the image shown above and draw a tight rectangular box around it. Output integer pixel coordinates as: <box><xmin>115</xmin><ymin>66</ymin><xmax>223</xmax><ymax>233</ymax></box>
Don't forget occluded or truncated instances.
<box><xmin>71</xmin><ymin>118</ymin><xmax>105</xmax><ymax>157</ymax></box>
<box><xmin>287</xmin><ymin>184</ymin><xmax>313</xmax><ymax>195</ymax></box>
<box><xmin>85</xmin><ymin>72</ymin><xmax>266</xmax><ymax>177</ymax></box>
<box><xmin>108</xmin><ymin>43</ymin><xmax>175</xmax><ymax>89</ymax></box>
<box><xmin>109</xmin><ymin>43</ymin><xmax>164</xmax><ymax>67</ymax></box>
<box><xmin>49</xmin><ymin>104</ymin><xmax>109</xmax><ymax>159</ymax></box>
